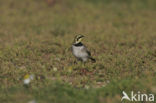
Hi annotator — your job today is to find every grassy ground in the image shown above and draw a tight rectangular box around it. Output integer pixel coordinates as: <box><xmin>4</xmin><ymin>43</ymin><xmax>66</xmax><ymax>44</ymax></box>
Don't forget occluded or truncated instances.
<box><xmin>0</xmin><ymin>0</ymin><xmax>156</xmax><ymax>103</ymax></box>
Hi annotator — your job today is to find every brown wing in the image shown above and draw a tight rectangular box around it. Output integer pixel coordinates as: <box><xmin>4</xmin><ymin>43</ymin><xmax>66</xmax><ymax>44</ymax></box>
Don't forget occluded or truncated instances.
<box><xmin>87</xmin><ymin>50</ymin><xmax>91</xmax><ymax>56</ymax></box>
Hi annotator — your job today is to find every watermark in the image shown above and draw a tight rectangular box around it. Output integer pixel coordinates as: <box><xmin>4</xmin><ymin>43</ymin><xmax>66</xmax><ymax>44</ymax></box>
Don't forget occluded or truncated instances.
<box><xmin>121</xmin><ymin>91</ymin><xmax>154</xmax><ymax>102</ymax></box>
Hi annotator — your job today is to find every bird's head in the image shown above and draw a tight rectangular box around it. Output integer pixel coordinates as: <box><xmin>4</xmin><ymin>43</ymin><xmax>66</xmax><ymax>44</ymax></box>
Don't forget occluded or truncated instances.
<box><xmin>73</xmin><ymin>34</ymin><xmax>84</xmax><ymax>44</ymax></box>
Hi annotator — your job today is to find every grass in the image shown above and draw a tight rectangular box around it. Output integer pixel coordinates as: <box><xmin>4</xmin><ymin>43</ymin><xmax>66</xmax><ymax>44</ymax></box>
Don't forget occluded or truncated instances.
<box><xmin>0</xmin><ymin>0</ymin><xmax>156</xmax><ymax>103</ymax></box>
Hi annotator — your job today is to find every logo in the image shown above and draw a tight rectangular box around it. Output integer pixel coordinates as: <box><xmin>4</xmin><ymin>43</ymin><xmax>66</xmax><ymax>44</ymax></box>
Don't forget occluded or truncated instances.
<box><xmin>121</xmin><ymin>91</ymin><xmax>154</xmax><ymax>102</ymax></box>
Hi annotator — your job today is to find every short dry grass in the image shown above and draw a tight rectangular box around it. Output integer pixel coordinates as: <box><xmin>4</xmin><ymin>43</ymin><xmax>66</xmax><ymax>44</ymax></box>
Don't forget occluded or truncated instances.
<box><xmin>0</xmin><ymin>0</ymin><xmax>156</xmax><ymax>103</ymax></box>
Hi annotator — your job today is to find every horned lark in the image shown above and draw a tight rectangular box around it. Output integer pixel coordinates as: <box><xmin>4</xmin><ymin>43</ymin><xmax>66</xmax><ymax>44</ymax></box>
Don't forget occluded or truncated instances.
<box><xmin>72</xmin><ymin>34</ymin><xmax>96</xmax><ymax>62</ymax></box>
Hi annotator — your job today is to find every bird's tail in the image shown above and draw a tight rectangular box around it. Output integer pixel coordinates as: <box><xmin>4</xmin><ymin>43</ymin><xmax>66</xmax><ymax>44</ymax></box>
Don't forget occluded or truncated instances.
<box><xmin>89</xmin><ymin>57</ymin><xmax>96</xmax><ymax>63</ymax></box>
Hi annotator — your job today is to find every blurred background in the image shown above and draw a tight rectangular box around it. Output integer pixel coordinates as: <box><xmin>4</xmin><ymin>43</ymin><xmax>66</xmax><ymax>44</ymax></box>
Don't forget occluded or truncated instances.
<box><xmin>0</xmin><ymin>0</ymin><xmax>156</xmax><ymax>103</ymax></box>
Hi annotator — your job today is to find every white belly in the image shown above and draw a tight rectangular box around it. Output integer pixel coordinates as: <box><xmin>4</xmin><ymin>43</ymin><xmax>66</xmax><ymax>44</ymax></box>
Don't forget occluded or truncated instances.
<box><xmin>72</xmin><ymin>45</ymin><xmax>88</xmax><ymax>60</ymax></box>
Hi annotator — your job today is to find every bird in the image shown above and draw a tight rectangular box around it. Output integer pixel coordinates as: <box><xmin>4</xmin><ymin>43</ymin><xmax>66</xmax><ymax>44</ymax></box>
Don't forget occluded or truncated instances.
<box><xmin>71</xmin><ymin>34</ymin><xmax>96</xmax><ymax>62</ymax></box>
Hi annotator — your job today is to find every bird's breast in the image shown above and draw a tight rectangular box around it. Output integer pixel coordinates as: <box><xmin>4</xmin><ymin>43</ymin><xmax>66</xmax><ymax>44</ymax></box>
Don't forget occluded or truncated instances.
<box><xmin>72</xmin><ymin>45</ymin><xmax>88</xmax><ymax>58</ymax></box>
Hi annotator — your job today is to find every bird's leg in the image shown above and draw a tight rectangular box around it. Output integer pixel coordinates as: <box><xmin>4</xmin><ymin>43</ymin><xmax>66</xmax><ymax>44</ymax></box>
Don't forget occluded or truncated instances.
<box><xmin>73</xmin><ymin>58</ymin><xmax>80</xmax><ymax>64</ymax></box>
<box><xmin>81</xmin><ymin>61</ymin><xmax>86</xmax><ymax>69</ymax></box>
<box><xmin>73</xmin><ymin>60</ymin><xmax>77</xmax><ymax>64</ymax></box>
